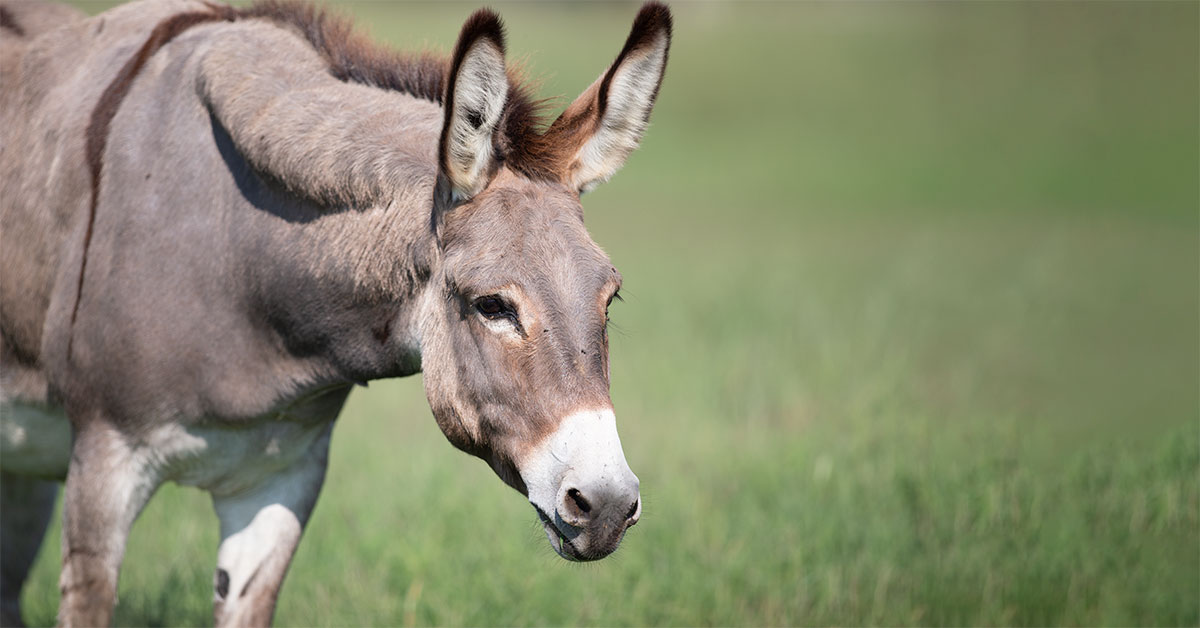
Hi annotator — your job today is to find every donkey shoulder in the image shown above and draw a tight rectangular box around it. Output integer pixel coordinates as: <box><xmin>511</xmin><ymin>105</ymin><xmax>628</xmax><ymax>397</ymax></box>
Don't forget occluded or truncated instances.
<box><xmin>0</xmin><ymin>0</ymin><xmax>216</xmax><ymax>374</ymax></box>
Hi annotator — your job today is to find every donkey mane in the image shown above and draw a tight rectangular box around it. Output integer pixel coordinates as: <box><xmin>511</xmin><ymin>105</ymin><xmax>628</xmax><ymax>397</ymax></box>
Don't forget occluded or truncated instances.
<box><xmin>241</xmin><ymin>0</ymin><xmax>564</xmax><ymax>181</ymax></box>
<box><xmin>247</xmin><ymin>1</ymin><xmax>448</xmax><ymax>104</ymax></box>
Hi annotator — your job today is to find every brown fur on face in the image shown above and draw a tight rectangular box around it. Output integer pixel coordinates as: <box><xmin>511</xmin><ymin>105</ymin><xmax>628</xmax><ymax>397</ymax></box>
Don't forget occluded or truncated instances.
<box><xmin>421</xmin><ymin>170</ymin><xmax>621</xmax><ymax>494</ymax></box>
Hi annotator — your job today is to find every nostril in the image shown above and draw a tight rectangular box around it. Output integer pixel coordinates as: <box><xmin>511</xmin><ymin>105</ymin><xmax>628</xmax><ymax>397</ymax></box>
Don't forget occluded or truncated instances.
<box><xmin>567</xmin><ymin>488</ymin><xmax>591</xmax><ymax>514</ymax></box>
<box><xmin>625</xmin><ymin>498</ymin><xmax>639</xmax><ymax>522</ymax></box>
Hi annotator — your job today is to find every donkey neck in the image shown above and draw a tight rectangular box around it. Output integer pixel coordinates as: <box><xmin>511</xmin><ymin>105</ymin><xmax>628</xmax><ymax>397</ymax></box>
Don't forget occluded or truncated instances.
<box><xmin>198</xmin><ymin>19</ymin><xmax>446</xmax><ymax>212</ymax></box>
<box><xmin>194</xmin><ymin>20</ymin><xmax>451</xmax><ymax>383</ymax></box>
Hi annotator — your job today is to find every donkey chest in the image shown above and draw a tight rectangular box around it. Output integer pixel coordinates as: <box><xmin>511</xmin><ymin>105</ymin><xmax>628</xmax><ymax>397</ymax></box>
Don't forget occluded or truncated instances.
<box><xmin>0</xmin><ymin>389</ymin><xmax>345</xmax><ymax>494</ymax></box>
<box><xmin>145</xmin><ymin>416</ymin><xmax>334</xmax><ymax>495</ymax></box>
<box><xmin>146</xmin><ymin>385</ymin><xmax>349</xmax><ymax>494</ymax></box>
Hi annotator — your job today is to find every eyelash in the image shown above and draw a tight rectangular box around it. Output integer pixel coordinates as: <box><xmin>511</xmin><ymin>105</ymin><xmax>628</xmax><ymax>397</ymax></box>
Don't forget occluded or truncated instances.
<box><xmin>473</xmin><ymin>291</ymin><xmax>619</xmax><ymax>333</ymax></box>
<box><xmin>473</xmin><ymin>295</ymin><xmax>525</xmax><ymax>335</ymax></box>
<box><xmin>605</xmin><ymin>290</ymin><xmax>622</xmax><ymax>328</ymax></box>
<box><xmin>474</xmin><ymin>295</ymin><xmax>516</xmax><ymax>319</ymax></box>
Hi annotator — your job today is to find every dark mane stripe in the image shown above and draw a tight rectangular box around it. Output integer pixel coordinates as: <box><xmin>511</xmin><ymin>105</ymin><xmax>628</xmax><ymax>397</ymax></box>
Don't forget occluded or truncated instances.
<box><xmin>238</xmin><ymin>0</ymin><xmax>448</xmax><ymax>104</ymax></box>
<box><xmin>72</xmin><ymin>6</ymin><xmax>238</xmax><ymax>356</ymax></box>
<box><xmin>239</xmin><ymin>0</ymin><xmax>564</xmax><ymax>181</ymax></box>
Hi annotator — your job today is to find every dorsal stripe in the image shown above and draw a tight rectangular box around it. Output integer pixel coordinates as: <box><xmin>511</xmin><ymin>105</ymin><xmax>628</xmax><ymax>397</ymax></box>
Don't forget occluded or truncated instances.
<box><xmin>71</xmin><ymin>6</ymin><xmax>237</xmax><ymax>357</ymax></box>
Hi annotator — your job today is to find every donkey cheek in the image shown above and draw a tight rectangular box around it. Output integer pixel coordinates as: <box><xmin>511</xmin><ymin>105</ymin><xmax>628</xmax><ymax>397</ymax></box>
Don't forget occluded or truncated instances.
<box><xmin>430</xmin><ymin>404</ymin><xmax>478</xmax><ymax>453</ymax></box>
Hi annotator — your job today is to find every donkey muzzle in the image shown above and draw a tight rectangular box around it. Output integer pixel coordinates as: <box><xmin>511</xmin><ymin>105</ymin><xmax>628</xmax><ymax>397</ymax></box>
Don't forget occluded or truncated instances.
<box><xmin>522</xmin><ymin>408</ymin><xmax>640</xmax><ymax>561</ymax></box>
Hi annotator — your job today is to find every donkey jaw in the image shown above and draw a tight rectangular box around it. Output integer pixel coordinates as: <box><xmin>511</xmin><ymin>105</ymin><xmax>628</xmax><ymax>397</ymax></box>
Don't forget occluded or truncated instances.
<box><xmin>521</xmin><ymin>409</ymin><xmax>640</xmax><ymax>561</ymax></box>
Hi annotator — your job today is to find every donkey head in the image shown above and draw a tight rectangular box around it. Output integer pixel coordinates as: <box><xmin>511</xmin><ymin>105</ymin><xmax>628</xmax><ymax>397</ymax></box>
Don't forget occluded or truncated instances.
<box><xmin>418</xmin><ymin>4</ymin><xmax>671</xmax><ymax>561</ymax></box>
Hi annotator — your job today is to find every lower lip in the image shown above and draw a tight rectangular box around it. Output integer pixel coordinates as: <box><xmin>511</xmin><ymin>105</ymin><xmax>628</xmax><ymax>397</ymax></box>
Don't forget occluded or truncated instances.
<box><xmin>538</xmin><ymin>513</ymin><xmax>579</xmax><ymax>561</ymax></box>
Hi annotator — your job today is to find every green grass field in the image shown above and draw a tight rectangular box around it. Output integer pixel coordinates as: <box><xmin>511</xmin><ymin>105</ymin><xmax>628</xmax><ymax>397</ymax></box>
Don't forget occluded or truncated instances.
<box><xmin>19</xmin><ymin>1</ymin><xmax>1200</xmax><ymax>625</ymax></box>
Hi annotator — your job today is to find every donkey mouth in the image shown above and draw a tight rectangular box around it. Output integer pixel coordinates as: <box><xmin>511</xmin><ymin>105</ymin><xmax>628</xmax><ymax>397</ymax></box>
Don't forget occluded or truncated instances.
<box><xmin>534</xmin><ymin>505</ymin><xmax>583</xmax><ymax>562</ymax></box>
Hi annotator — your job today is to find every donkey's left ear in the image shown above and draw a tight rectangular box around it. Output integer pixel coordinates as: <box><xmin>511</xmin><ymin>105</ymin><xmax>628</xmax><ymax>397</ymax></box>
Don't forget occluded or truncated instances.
<box><xmin>547</xmin><ymin>2</ymin><xmax>672</xmax><ymax>194</ymax></box>
<box><xmin>439</xmin><ymin>9</ymin><xmax>509</xmax><ymax>202</ymax></box>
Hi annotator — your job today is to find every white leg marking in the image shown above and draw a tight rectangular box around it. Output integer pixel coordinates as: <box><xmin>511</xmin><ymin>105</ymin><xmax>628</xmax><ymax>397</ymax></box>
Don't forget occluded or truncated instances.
<box><xmin>210</xmin><ymin>423</ymin><xmax>331</xmax><ymax>627</ymax></box>
<box><xmin>216</xmin><ymin>503</ymin><xmax>301</xmax><ymax>600</ymax></box>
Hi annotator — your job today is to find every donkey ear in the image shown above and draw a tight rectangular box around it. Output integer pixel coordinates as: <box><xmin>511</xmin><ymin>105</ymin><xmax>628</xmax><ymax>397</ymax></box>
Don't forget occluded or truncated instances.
<box><xmin>439</xmin><ymin>9</ymin><xmax>509</xmax><ymax>201</ymax></box>
<box><xmin>547</xmin><ymin>2</ymin><xmax>672</xmax><ymax>194</ymax></box>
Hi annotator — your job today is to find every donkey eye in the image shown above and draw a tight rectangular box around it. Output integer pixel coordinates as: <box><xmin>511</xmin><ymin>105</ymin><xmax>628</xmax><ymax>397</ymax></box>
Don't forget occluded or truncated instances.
<box><xmin>474</xmin><ymin>295</ymin><xmax>513</xmax><ymax>320</ymax></box>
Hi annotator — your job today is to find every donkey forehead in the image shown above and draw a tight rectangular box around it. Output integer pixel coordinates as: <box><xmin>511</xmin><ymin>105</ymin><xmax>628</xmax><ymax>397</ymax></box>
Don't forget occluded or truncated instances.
<box><xmin>442</xmin><ymin>180</ymin><xmax>618</xmax><ymax>295</ymax></box>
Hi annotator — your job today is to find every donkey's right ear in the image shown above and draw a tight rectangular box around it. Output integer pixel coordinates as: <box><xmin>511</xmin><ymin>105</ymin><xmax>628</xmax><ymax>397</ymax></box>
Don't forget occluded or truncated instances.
<box><xmin>439</xmin><ymin>9</ymin><xmax>509</xmax><ymax>202</ymax></box>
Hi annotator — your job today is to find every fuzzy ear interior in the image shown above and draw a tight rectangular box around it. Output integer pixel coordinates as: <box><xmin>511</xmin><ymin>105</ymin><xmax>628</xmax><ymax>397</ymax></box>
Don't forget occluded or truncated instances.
<box><xmin>547</xmin><ymin>2</ymin><xmax>672</xmax><ymax>194</ymax></box>
<box><xmin>439</xmin><ymin>9</ymin><xmax>509</xmax><ymax>201</ymax></box>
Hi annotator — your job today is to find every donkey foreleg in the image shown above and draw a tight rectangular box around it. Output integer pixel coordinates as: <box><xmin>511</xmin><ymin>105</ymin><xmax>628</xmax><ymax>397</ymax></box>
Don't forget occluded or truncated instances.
<box><xmin>57</xmin><ymin>424</ymin><xmax>160</xmax><ymax>627</ymax></box>
<box><xmin>210</xmin><ymin>423</ymin><xmax>332</xmax><ymax>627</ymax></box>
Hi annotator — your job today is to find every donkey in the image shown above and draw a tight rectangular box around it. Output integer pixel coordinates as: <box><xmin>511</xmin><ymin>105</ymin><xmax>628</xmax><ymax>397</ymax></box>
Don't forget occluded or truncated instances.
<box><xmin>0</xmin><ymin>0</ymin><xmax>671</xmax><ymax>624</ymax></box>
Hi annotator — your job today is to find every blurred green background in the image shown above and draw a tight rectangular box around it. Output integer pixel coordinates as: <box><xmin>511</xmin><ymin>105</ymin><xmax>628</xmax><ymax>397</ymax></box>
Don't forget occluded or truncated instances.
<box><xmin>21</xmin><ymin>1</ymin><xmax>1200</xmax><ymax>625</ymax></box>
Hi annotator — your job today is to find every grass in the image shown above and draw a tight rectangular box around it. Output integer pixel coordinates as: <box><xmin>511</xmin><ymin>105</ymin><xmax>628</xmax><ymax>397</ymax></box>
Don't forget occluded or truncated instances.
<box><xmin>17</xmin><ymin>1</ymin><xmax>1200</xmax><ymax>626</ymax></box>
